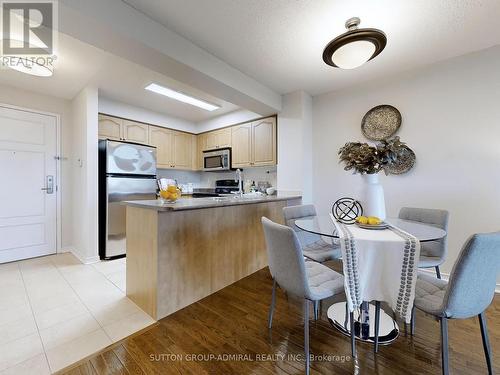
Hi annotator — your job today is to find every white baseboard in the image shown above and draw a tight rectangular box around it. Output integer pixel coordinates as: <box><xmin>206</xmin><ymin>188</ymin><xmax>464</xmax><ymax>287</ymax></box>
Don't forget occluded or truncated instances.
<box><xmin>420</xmin><ymin>268</ymin><xmax>500</xmax><ymax>294</ymax></box>
<box><xmin>70</xmin><ymin>250</ymin><xmax>100</xmax><ymax>265</ymax></box>
<box><xmin>58</xmin><ymin>246</ymin><xmax>73</xmax><ymax>254</ymax></box>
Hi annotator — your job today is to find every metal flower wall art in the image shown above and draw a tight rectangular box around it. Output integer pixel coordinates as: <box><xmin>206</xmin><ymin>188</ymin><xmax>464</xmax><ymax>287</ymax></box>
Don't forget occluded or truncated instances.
<box><xmin>338</xmin><ymin>136</ymin><xmax>410</xmax><ymax>175</ymax></box>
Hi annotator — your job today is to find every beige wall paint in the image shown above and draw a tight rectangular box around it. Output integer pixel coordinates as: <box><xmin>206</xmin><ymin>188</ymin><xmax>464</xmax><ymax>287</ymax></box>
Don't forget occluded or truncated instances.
<box><xmin>0</xmin><ymin>84</ymin><xmax>74</xmax><ymax>250</ymax></box>
<box><xmin>312</xmin><ymin>46</ymin><xmax>500</xmax><ymax>281</ymax></box>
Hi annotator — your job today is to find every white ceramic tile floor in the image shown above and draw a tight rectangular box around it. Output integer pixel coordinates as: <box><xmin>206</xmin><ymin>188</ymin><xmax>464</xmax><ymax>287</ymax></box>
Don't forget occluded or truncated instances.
<box><xmin>0</xmin><ymin>253</ymin><xmax>155</xmax><ymax>373</ymax></box>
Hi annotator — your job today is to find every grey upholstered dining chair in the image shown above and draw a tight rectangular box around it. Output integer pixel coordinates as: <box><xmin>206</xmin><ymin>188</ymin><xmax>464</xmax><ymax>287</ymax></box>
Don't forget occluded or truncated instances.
<box><xmin>399</xmin><ymin>207</ymin><xmax>449</xmax><ymax>278</ymax></box>
<box><xmin>413</xmin><ymin>232</ymin><xmax>500</xmax><ymax>375</ymax></box>
<box><xmin>261</xmin><ymin>217</ymin><xmax>350</xmax><ymax>375</ymax></box>
<box><xmin>283</xmin><ymin>205</ymin><xmax>342</xmax><ymax>263</ymax></box>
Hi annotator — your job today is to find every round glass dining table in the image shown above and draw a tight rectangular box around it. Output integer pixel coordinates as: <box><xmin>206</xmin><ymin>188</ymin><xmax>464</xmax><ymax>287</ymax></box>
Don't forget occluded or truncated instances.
<box><xmin>294</xmin><ymin>216</ymin><xmax>447</xmax><ymax>345</ymax></box>
<box><xmin>295</xmin><ymin>216</ymin><xmax>446</xmax><ymax>243</ymax></box>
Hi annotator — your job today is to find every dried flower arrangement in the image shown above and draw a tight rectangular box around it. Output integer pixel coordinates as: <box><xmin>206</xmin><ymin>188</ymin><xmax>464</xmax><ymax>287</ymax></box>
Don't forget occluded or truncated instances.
<box><xmin>338</xmin><ymin>136</ymin><xmax>407</xmax><ymax>175</ymax></box>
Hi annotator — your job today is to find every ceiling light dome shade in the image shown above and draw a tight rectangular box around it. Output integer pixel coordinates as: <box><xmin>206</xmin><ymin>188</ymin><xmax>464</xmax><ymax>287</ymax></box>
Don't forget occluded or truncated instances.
<box><xmin>323</xmin><ymin>17</ymin><xmax>386</xmax><ymax>69</ymax></box>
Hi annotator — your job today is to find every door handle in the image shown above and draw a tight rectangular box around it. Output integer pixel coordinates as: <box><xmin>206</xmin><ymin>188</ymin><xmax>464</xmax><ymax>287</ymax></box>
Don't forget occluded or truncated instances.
<box><xmin>41</xmin><ymin>175</ymin><xmax>54</xmax><ymax>194</ymax></box>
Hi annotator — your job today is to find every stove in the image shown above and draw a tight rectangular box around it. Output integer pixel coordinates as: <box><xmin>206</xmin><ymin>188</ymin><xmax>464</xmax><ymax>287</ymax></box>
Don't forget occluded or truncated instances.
<box><xmin>192</xmin><ymin>180</ymin><xmax>240</xmax><ymax>198</ymax></box>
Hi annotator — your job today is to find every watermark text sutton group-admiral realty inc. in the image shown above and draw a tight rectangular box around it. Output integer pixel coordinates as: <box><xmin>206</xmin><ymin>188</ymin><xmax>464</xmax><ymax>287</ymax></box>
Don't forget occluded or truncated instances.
<box><xmin>0</xmin><ymin>0</ymin><xmax>57</xmax><ymax>75</ymax></box>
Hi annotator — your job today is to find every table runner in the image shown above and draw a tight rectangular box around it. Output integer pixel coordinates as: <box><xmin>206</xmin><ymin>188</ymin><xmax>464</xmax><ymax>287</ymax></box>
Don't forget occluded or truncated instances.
<box><xmin>330</xmin><ymin>214</ymin><xmax>421</xmax><ymax>323</ymax></box>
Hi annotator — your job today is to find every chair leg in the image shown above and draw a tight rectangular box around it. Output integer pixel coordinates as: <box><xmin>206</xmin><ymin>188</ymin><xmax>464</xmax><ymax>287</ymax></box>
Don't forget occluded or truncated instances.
<box><xmin>304</xmin><ymin>300</ymin><xmax>310</xmax><ymax>375</ymax></box>
<box><xmin>435</xmin><ymin>266</ymin><xmax>441</xmax><ymax>279</ymax></box>
<box><xmin>350</xmin><ymin>311</ymin><xmax>356</xmax><ymax>358</ymax></box>
<box><xmin>313</xmin><ymin>300</ymin><xmax>319</xmax><ymax>321</ymax></box>
<box><xmin>374</xmin><ymin>301</ymin><xmax>381</xmax><ymax>353</ymax></box>
<box><xmin>410</xmin><ymin>306</ymin><xmax>416</xmax><ymax>336</ymax></box>
<box><xmin>440</xmin><ymin>317</ymin><xmax>449</xmax><ymax>375</ymax></box>
<box><xmin>268</xmin><ymin>279</ymin><xmax>277</xmax><ymax>329</ymax></box>
<box><xmin>478</xmin><ymin>312</ymin><xmax>493</xmax><ymax>375</ymax></box>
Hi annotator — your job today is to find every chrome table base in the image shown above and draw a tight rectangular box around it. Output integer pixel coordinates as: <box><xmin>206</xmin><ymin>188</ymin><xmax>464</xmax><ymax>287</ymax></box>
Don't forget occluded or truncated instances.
<box><xmin>327</xmin><ymin>302</ymin><xmax>399</xmax><ymax>345</ymax></box>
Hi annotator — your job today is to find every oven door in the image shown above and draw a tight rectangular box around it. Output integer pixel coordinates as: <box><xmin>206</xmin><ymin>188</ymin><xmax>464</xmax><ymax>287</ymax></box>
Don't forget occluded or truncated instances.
<box><xmin>203</xmin><ymin>149</ymin><xmax>231</xmax><ymax>171</ymax></box>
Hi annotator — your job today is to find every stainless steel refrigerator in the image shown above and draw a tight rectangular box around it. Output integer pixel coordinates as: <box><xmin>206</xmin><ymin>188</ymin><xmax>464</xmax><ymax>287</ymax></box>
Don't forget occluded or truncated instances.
<box><xmin>98</xmin><ymin>140</ymin><xmax>157</xmax><ymax>260</ymax></box>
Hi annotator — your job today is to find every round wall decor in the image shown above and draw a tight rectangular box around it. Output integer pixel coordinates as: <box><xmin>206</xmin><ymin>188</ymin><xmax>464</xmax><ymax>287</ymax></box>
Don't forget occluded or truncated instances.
<box><xmin>361</xmin><ymin>105</ymin><xmax>402</xmax><ymax>141</ymax></box>
<box><xmin>386</xmin><ymin>145</ymin><xmax>416</xmax><ymax>175</ymax></box>
<box><xmin>332</xmin><ymin>198</ymin><xmax>363</xmax><ymax>224</ymax></box>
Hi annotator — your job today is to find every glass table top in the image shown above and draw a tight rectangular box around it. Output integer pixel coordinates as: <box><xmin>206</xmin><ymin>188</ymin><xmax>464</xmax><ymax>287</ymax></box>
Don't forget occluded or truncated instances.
<box><xmin>294</xmin><ymin>216</ymin><xmax>446</xmax><ymax>242</ymax></box>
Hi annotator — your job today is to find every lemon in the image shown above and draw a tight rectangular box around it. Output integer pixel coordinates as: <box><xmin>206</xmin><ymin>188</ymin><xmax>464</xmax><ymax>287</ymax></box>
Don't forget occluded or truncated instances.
<box><xmin>167</xmin><ymin>185</ymin><xmax>178</xmax><ymax>193</ymax></box>
<box><xmin>368</xmin><ymin>216</ymin><xmax>382</xmax><ymax>225</ymax></box>
<box><xmin>356</xmin><ymin>216</ymin><xmax>368</xmax><ymax>224</ymax></box>
<box><xmin>160</xmin><ymin>190</ymin><xmax>171</xmax><ymax>199</ymax></box>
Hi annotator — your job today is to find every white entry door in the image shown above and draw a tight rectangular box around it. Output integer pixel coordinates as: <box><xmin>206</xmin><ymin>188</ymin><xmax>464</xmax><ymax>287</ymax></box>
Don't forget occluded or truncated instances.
<box><xmin>0</xmin><ymin>106</ymin><xmax>57</xmax><ymax>263</ymax></box>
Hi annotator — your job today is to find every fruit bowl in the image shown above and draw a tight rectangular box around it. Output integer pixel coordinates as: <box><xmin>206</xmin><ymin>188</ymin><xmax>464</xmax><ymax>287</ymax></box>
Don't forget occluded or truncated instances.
<box><xmin>354</xmin><ymin>216</ymin><xmax>388</xmax><ymax>230</ymax></box>
<box><xmin>355</xmin><ymin>222</ymin><xmax>389</xmax><ymax>230</ymax></box>
<box><xmin>159</xmin><ymin>185</ymin><xmax>181</xmax><ymax>203</ymax></box>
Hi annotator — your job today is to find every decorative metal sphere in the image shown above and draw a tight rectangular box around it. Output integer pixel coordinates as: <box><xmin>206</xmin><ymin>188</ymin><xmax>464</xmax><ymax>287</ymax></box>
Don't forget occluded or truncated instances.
<box><xmin>332</xmin><ymin>198</ymin><xmax>363</xmax><ymax>224</ymax></box>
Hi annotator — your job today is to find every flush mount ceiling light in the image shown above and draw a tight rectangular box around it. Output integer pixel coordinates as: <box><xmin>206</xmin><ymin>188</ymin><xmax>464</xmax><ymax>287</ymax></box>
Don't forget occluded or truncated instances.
<box><xmin>322</xmin><ymin>17</ymin><xmax>386</xmax><ymax>69</ymax></box>
<box><xmin>145</xmin><ymin>83</ymin><xmax>221</xmax><ymax>111</ymax></box>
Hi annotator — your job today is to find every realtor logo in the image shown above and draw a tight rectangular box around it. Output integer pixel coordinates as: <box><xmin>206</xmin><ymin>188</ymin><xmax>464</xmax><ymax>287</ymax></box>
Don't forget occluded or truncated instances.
<box><xmin>2</xmin><ymin>1</ymin><xmax>53</xmax><ymax>54</ymax></box>
<box><xmin>0</xmin><ymin>0</ymin><xmax>57</xmax><ymax>75</ymax></box>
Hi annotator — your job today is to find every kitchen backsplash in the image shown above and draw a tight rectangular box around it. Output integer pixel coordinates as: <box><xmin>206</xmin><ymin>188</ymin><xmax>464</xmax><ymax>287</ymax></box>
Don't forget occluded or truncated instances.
<box><xmin>157</xmin><ymin>166</ymin><xmax>277</xmax><ymax>190</ymax></box>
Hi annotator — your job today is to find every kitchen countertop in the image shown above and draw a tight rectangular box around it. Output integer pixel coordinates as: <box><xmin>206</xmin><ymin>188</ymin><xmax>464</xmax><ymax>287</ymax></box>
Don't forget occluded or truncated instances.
<box><xmin>123</xmin><ymin>193</ymin><xmax>302</xmax><ymax>212</ymax></box>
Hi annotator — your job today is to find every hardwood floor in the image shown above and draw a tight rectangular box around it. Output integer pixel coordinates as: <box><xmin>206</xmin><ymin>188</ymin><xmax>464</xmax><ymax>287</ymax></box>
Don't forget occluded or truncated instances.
<box><xmin>62</xmin><ymin>264</ymin><xmax>499</xmax><ymax>374</ymax></box>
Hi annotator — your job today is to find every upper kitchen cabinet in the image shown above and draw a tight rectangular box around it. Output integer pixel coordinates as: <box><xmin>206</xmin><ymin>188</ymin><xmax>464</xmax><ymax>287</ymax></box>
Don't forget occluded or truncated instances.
<box><xmin>122</xmin><ymin>120</ymin><xmax>149</xmax><ymax>144</ymax></box>
<box><xmin>172</xmin><ymin>132</ymin><xmax>193</xmax><ymax>169</ymax></box>
<box><xmin>229</xmin><ymin>117</ymin><xmax>277</xmax><ymax>167</ymax></box>
<box><xmin>231</xmin><ymin>123</ymin><xmax>252</xmax><ymax>168</ymax></box>
<box><xmin>98</xmin><ymin>114</ymin><xmax>122</xmax><ymax>141</ymax></box>
<box><xmin>149</xmin><ymin>126</ymin><xmax>173</xmax><ymax>169</ymax></box>
<box><xmin>205</xmin><ymin>128</ymin><xmax>232</xmax><ymax>150</ymax></box>
<box><xmin>252</xmin><ymin>117</ymin><xmax>277</xmax><ymax>166</ymax></box>
<box><xmin>149</xmin><ymin>126</ymin><xmax>194</xmax><ymax>170</ymax></box>
<box><xmin>98</xmin><ymin>114</ymin><xmax>150</xmax><ymax>144</ymax></box>
<box><xmin>197</xmin><ymin>133</ymin><xmax>208</xmax><ymax>170</ymax></box>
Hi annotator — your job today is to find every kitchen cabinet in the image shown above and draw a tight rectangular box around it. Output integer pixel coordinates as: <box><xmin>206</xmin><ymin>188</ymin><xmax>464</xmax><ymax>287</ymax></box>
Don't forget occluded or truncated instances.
<box><xmin>229</xmin><ymin>117</ymin><xmax>277</xmax><ymax>167</ymax></box>
<box><xmin>195</xmin><ymin>133</ymin><xmax>205</xmax><ymax>170</ymax></box>
<box><xmin>98</xmin><ymin>114</ymin><xmax>122</xmax><ymax>141</ymax></box>
<box><xmin>252</xmin><ymin>117</ymin><xmax>277</xmax><ymax>166</ymax></box>
<box><xmin>123</xmin><ymin>120</ymin><xmax>149</xmax><ymax>144</ymax></box>
<box><xmin>172</xmin><ymin>132</ymin><xmax>193</xmax><ymax>169</ymax></box>
<box><xmin>148</xmin><ymin>127</ymin><xmax>193</xmax><ymax>170</ymax></box>
<box><xmin>205</xmin><ymin>128</ymin><xmax>232</xmax><ymax>150</ymax></box>
<box><xmin>149</xmin><ymin>127</ymin><xmax>173</xmax><ymax>169</ymax></box>
<box><xmin>98</xmin><ymin>115</ymin><xmax>149</xmax><ymax>144</ymax></box>
<box><xmin>231</xmin><ymin>123</ymin><xmax>252</xmax><ymax>168</ymax></box>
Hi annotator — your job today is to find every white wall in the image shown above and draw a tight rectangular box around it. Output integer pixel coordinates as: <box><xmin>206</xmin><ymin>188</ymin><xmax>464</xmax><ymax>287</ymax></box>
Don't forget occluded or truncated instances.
<box><xmin>71</xmin><ymin>86</ymin><xmax>99</xmax><ymax>263</ymax></box>
<box><xmin>99</xmin><ymin>97</ymin><xmax>196</xmax><ymax>133</ymax></box>
<box><xmin>277</xmin><ymin>91</ymin><xmax>313</xmax><ymax>201</ymax></box>
<box><xmin>196</xmin><ymin>109</ymin><xmax>261</xmax><ymax>133</ymax></box>
<box><xmin>312</xmin><ymin>46</ymin><xmax>500</xmax><ymax>280</ymax></box>
<box><xmin>0</xmin><ymin>84</ymin><xmax>74</xmax><ymax>250</ymax></box>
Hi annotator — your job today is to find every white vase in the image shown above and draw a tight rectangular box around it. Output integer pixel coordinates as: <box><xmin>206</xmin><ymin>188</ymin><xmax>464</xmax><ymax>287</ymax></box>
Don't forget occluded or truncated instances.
<box><xmin>360</xmin><ymin>173</ymin><xmax>386</xmax><ymax>220</ymax></box>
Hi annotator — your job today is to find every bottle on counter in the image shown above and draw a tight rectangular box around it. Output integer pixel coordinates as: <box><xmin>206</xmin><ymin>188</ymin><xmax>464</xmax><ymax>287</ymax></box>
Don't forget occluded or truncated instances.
<box><xmin>250</xmin><ymin>181</ymin><xmax>256</xmax><ymax>193</ymax></box>
<box><xmin>243</xmin><ymin>179</ymin><xmax>252</xmax><ymax>193</ymax></box>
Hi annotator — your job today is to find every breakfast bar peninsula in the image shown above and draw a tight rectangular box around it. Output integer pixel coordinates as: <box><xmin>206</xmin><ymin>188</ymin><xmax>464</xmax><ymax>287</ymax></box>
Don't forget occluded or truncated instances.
<box><xmin>123</xmin><ymin>194</ymin><xmax>301</xmax><ymax>320</ymax></box>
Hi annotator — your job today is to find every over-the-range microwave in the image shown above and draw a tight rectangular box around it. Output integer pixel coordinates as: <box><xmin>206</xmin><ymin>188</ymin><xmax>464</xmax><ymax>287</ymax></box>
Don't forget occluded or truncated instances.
<box><xmin>203</xmin><ymin>147</ymin><xmax>232</xmax><ymax>172</ymax></box>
